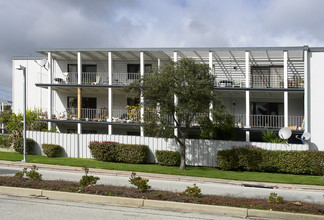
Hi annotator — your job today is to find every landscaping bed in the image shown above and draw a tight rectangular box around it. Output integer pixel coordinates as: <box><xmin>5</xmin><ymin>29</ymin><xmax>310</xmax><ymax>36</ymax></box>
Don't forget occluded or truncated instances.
<box><xmin>0</xmin><ymin>176</ymin><xmax>323</xmax><ymax>215</ymax></box>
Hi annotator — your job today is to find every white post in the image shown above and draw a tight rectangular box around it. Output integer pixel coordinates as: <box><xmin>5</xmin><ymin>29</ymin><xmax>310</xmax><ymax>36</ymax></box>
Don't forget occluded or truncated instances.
<box><xmin>158</xmin><ymin>58</ymin><xmax>161</xmax><ymax>70</ymax></box>
<box><xmin>173</xmin><ymin>51</ymin><xmax>178</xmax><ymax>137</ymax></box>
<box><xmin>108</xmin><ymin>52</ymin><xmax>113</xmax><ymax>135</ymax></box>
<box><xmin>284</xmin><ymin>51</ymin><xmax>288</xmax><ymax>127</ymax></box>
<box><xmin>16</xmin><ymin>65</ymin><xmax>27</xmax><ymax>162</ymax></box>
<box><xmin>209</xmin><ymin>51</ymin><xmax>213</xmax><ymax>121</ymax></box>
<box><xmin>245</xmin><ymin>51</ymin><xmax>250</xmax><ymax>142</ymax></box>
<box><xmin>140</xmin><ymin>51</ymin><xmax>145</xmax><ymax>137</ymax></box>
<box><xmin>1</xmin><ymin>102</ymin><xmax>4</xmax><ymax>134</ymax></box>
<box><xmin>77</xmin><ymin>52</ymin><xmax>82</xmax><ymax>134</ymax></box>
<box><xmin>48</xmin><ymin>52</ymin><xmax>52</xmax><ymax>130</ymax></box>
<box><xmin>23</xmin><ymin>67</ymin><xmax>26</xmax><ymax>162</ymax></box>
<box><xmin>303</xmin><ymin>49</ymin><xmax>308</xmax><ymax>133</ymax></box>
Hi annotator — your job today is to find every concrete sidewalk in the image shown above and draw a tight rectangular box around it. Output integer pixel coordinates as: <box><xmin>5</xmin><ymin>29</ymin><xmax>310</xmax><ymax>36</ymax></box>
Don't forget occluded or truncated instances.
<box><xmin>1</xmin><ymin>159</ymin><xmax>323</xmax><ymax>193</ymax></box>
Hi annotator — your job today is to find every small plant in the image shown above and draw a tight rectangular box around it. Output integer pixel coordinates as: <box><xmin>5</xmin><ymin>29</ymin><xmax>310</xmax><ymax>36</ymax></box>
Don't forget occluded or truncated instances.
<box><xmin>79</xmin><ymin>167</ymin><xmax>100</xmax><ymax>187</ymax></box>
<box><xmin>268</xmin><ymin>192</ymin><xmax>284</xmax><ymax>203</ymax></box>
<box><xmin>14</xmin><ymin>165</ymin><xmax>42</xmax><ymax>181</ymax></box>
<box><xmin>183</xmin><ymin>184</ymin><xmax>202</xmax><ymax>198</ymax></box>
<box><xmin>262</xmin><ymin>130</ymin><xmax>284</xmax><ymax>143</ymax></box>
<box><xmin>129</xmin><ymin>172</ymin><xmax>151</xmax><ymax>192</ymax></box>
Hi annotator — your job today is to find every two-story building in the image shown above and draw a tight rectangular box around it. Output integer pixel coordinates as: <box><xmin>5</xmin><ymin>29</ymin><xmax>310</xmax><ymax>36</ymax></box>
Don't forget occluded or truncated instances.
<box><xmin>11</xmin><ymin>46</ymin><xmax>324</xmax><ymax>150</ymax></box>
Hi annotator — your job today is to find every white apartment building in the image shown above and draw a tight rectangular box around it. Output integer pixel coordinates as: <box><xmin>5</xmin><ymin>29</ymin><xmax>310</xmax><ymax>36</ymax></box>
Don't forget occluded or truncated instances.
<box><xmin>11</xmin><ymin>47</ymin><xmax>324</xmax><ymax>151</ymax></box>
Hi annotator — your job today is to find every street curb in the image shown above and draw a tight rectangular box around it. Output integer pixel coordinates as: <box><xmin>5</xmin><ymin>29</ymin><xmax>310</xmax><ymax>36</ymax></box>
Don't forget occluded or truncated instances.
<box><xmin>143</xmin><ymin>199</ymin><xmax>248</xmax><ymax>218</ymax></box>
<box><xmin>0</xmin><ymin>186</ymin><xmax>323</xmax><ymax>219</ymax></box>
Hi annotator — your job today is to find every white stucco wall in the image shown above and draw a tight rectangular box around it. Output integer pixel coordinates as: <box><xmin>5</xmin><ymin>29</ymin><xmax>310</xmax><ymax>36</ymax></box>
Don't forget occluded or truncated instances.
<box><xmin>309</xmin><ymin>51</ymin><xmax>324</xmax><ymax>151</ymax></box>
<box><xmin>12</xmin><ymin>58</ymin><xmax>49</xmax><ymax>114</ymax></box>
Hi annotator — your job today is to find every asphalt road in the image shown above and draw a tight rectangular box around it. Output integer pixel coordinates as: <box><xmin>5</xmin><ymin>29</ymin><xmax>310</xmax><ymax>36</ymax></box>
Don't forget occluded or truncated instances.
<box><xmin>0</xmin><ymin>165</ymin><xmax>323</xmax><ymax>205</ymax></box>
<box><xmin>0</xmin><ymin>194</ymin><xmax>244</xmax><ymax>220</ymax></box>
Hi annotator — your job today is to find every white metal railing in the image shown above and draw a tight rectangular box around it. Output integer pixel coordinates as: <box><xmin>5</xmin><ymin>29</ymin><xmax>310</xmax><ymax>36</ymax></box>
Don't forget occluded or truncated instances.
<box><xmin>112</xmin><ymin>73</ymin><xmax>140</xmax><ymax>86</ymax></box>
<box><xmin>53</xmin><ymin>72</ymin><xmax>109</xmax><ymax>85</ymax></box>
<box><xmin>215</xmin><ymin>74</ymin><xmax>245</xmax><ymax>88</ymax></box>
<box><xmin>112</xmin><ymin>109</ymin><xmax>140</xmax><ymax>122</ymax></box>
<box><xmin>250</xmin><ymin>114</ymin><xmax>284</xmax><ymax>128</ymax></box>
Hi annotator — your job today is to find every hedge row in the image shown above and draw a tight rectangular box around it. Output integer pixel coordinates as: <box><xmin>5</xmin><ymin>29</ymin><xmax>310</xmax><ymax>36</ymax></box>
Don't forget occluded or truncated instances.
<box><xmin>155</xmin><ymin>150</ymin><xmax>180</xmax><ymax>166</ymax></box>
<box><xmin>217</xmin><ymin>147</ymin><xmax>324</xmax><ymax>175</ymax></box>
<box><xmin>89</xmin><ymin>141</ymin><xmax>148</xmax><ymax>164</ymax></box>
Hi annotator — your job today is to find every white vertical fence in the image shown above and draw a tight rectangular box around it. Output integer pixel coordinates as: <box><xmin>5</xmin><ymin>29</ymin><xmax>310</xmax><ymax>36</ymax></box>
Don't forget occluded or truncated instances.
<box><xmin>27</xmin><ymin>131</ymin><xmax>309</xmax><ymax>167</ymax></box>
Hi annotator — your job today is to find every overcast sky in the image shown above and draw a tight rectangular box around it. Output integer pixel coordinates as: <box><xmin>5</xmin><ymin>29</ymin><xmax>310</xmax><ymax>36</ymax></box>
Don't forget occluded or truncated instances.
<box><xmin>1</xmin><ymin>0</ymin><xmax>324</xmax><ymax>102</ymax></box>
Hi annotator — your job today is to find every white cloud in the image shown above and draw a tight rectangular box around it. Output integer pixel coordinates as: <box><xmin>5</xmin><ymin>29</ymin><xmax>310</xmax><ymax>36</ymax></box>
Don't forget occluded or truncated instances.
<box><xmin>1</xmin><ymin>0</ymin><xmax>324</xmax><ymax>101</ymax></box>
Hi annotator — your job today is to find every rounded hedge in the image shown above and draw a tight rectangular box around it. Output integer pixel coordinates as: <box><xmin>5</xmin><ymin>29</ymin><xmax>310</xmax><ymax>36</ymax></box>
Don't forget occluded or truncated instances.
<box><xmin>155</xmin><ymin>150</ymin><xmax>180</xmax><ymax>166</ymax></box>
<box><xmin>13</xmin><ymin>138</ymin><xmax>35</xmax><ymax>154</ymax></box>
<box><xmin>42</xmin><ymin>144</ymin><xmax>63</xmax><ymax>157</ymax></box>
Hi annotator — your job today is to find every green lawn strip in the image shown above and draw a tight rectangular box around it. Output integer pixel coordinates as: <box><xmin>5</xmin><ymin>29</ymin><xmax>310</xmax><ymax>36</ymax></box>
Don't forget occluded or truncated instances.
<box><xmin>0</xmin><ymin>151</ymin><xmax>323</xmax><ymax>186</ymax></box>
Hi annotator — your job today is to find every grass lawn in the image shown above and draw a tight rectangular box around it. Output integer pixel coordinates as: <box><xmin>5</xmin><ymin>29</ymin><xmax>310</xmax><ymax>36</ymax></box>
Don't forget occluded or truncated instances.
<box><xmin>0</xmin><ymin>151</ymin><xmax>323</xmax><ymax>186</ymax></box>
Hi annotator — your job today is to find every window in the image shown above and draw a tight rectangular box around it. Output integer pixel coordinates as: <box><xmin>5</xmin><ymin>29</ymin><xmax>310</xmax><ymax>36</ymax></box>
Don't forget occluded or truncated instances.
<box><xmin>251</xmin><ymin>66</ymin><xmax>283</xmax><ymax>88</ymax></box>
<box><xmin>67</xmin><ymin>97</ymin><xmax>97</xmax><ymax>109</ymax></box>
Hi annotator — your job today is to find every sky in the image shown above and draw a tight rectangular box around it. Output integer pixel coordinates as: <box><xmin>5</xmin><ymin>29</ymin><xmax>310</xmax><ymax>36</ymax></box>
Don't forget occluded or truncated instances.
<box><xmin>1</xmin><ymin>0</ymin><xmax>324</xmax><ymax>102</ymax></box>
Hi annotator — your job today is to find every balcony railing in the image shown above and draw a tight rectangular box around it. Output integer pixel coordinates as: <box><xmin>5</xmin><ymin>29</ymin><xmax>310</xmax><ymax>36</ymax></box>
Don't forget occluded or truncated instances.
<box><xmin>38</xmin><ymin>108</ymin><xmax>304</xmax><ymax>130</ymax></box>
<box><xmin>234</xmin><ymin>114</ymin><xmax>304</xmax><ymax>130</ymax></box>
<box><xmin>51</xmin><ymin>72</ymin><xmax>140</xmax><ymax>86</ymax></box>
<box><xmin>214</xmin><ymin>74</ymin><xmax>304</xmax><ymax>89</ymax></box>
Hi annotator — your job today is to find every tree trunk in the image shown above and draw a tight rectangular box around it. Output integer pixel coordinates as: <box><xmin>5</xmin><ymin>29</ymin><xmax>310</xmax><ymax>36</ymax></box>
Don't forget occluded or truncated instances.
<box><xmin>179</xmin><ymin>137</ymin><xmax>186</xmax><ymax>170</ymax></box>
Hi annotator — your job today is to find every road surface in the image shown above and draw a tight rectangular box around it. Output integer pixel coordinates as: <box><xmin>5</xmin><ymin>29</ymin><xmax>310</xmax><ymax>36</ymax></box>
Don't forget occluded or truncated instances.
<box><xmin>0</xmin><ymin>194</ymin><xmax>244</xmax><ymax>220</ymax></box>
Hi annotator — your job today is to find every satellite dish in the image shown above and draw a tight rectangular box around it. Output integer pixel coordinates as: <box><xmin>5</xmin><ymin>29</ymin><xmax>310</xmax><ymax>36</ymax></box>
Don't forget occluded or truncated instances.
<box><xmin>39</xmin><ymin>59</ymin><xmax>47</xmax><ymax>67</ymax></box>
<box><xmin>35</xmin><ymin>58</ymin><xmax>48</xmax><ymax>70</ymax></box>
<box><xmin>278</xmin><ymin>127</ymin><xmax>292</xmax><ymax>140</ymax></box>
<box><xmin>301</xmin><ymin>131</ymin><xmax>311</xmax><ymax>140</ymax></box>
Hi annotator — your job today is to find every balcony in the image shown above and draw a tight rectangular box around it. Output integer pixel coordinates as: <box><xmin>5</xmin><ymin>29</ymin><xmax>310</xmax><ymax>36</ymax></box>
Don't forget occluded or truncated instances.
<box><xmin>234</xmin><ymin>114</ymin><xmax>304</xmax><ymax>130</ymax></box>
<box><xmin>214</xmin><ymin>74</ymin><xmax>304</xmax><ymax>89</ymax></box>
<box><xmin>49</xmin><ymin>72</ymin><xmax>140</xmax><ymax>86</ymax></box>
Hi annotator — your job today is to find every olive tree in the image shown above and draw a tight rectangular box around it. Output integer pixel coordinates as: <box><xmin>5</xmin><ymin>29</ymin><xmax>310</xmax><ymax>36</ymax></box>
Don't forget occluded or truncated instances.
<box><xmin>128</xmin><ymin>58</ymin><xmax>220</xmax><ymax>170</ymax></box>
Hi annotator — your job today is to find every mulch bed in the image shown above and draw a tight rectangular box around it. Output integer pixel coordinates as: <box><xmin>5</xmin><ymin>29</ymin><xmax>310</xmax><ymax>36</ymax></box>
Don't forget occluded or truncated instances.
<box><xmin>0</xmin><ymin>176</ymin><xmax>323</xmax><ymax>215</ymax></box>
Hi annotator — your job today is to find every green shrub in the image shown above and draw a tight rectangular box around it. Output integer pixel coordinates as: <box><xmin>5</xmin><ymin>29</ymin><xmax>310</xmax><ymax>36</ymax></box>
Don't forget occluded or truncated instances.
<box><xmin>183</xmin><ymin>184</ymin><xmax>202</xmax><ymax>198</ymax></box>
<box><xmin>89</xmin><ymin>141</ymin><xmax>148</xmax><ymax>164</ymax></box>
<box><xmin>217</xmin><ymin>147</ymin><xmax>324</xmax><ymax>175</ymax></box>
<box><xmin>268</xmin><ymin>192</ymin><xmax>284</xmax><ymax>203</ymax></box>
<box><xmin>217</xmin><ymin>145</ymin><xmax>262</xmax><ymax>171</ymax></box>
<box><xmin>116</xmin><ymin>144</ymin><xmax>148</xmax><ymax>164</ymax></box>
<box><xmin>0</xmin><ymin>135</ymin><xmax>10</xmax><ymax>148</ymax></box>
<box><xmin>155</xmin><ymin>150</ymin><xmax>180</xmax><ymax>166</ymax></box>
<box><xmin>41</xmin><ymin>144</ymin><xmax>63</xmax><ymax>157</ymax></box>
<box><xmin>89</xmin><ymin>141</ymin><xmax>118</xmax><ymax>162</ymax></box>
<box><xmin>13</xmin><ymin>138</ymin><xmax>34</xmax><ymax>154</ymax></box>
<box><xmin>129</xmin><ymin>172</ymin><xmax>151</xmax><ymax>192</ymax></box>
<box><xmin>15</xmin><ymin>165</ymin><xmax>42</xmax><ymax>182</ymax></box>
<box><xmin>79</xmin><ymin>167</ymin><xmax>100</xmax><ymax>187</ymax></box>
<box><xmin>262</xmin><ymin>130</ymin><xmax>284</xmax><ymax>143</ymax></box>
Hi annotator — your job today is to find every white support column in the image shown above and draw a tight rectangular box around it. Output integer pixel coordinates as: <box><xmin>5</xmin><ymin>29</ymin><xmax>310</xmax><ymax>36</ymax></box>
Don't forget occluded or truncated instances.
<box><xmin>108</xmin><ymin>52</ymin><xmax>113</xmax><ymax>135</ymax></box>
<box><xmin>303</xmin><ymin>50</ymin><xmax>308</xmax><ymax>133</ymax></box>
<box><xmin>173</xmin><ymin>51</ymin><xmax>178</xmax><ymax>137</ymax></box>
<box><xmin>48</xmin><ymin>52</ymin><xmax>52</xmax><ymax>130</ymax></box>
<box><xmin>245</xmin><ymin>51</ymin><xmax>250</xmax><ymax>142</ymax></box>
<box><xmin>77</xmin><ymin>52</ymin><xmax>82</xmax><ymax>84</ymax></box>
<box><xmin>140</xmin><ymin>52</ymin><xmax>145</xmax><ymax>137</ymax></box>
<box><xmin>209</xmin><ymin>51</ymin><xmax>213</xmax><ymax>121</ymax></box>
<box><xmin>157</xmin><ymin>59</ymin><xmax>161</xmax><ymax>70</ymax></box>
<box><xmin>284</xmin><ymin>51</ymin><xmax>288</xmax><ymax>127</ymax></box>
<box><xmin>77</xmin><ymin>52</ymin><xmax>82</xmax><ymax>134</ymax></box>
